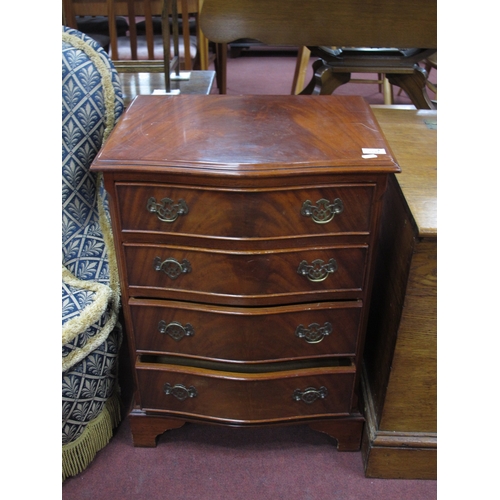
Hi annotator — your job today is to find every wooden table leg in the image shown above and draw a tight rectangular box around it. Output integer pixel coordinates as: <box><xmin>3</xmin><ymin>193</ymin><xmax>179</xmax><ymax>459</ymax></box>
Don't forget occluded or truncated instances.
<box><xmin>299</xmin><ymin>49</ymin><xmax>435</xmax><ymax>109</ymax></box>
<box><xmin>387</xmin><ymin>66</ymin><xmax>436</xmax><ymax>110</ymax></box>
<box><xmin>300</xmin><ymin>59</ymin><xmax>351</xmax><ymax>95</ymax></box>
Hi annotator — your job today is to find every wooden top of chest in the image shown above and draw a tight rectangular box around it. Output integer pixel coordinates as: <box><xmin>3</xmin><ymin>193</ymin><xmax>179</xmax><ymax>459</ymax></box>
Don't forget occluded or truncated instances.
<box><xmin>92</xmin><ymin>95</ymin><xmax>400</xmax><ymax>177</ymax></box>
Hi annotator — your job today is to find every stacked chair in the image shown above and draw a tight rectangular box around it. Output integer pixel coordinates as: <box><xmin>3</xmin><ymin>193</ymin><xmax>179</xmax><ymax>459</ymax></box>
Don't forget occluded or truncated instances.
<box><xmin>62</xmin><ymin>26</ymin><xmax>124</xmax><ymax>481</ymax></box>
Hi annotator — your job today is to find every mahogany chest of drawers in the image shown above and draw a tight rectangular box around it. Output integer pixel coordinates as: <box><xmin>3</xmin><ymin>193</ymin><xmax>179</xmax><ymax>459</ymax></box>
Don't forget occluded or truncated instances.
<box><xmin>91</xmin><ymin>95</ymin><xmax>400</xmax><ymax>450</ymax></box>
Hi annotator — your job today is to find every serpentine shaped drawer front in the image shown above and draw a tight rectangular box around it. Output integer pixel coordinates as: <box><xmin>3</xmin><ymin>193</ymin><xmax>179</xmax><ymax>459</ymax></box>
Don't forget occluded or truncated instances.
<box><xmin>116</xmin><ymin>183</ymin><xmax>375</xmax><ymax>239</ymax></box>
<box><xmin>123</xmin><ymin>244</ymin><xmax>368</xmax><ymax>305</ymax></box>
<box><xmin>135</xmin><ymin>360</ymin><xmax>356</xmax><ymax>422</ymax></box>
<box><xmin>130</xmin><ymin>299</ymin><xmax>362</xmax><ymax>362</ymax></box>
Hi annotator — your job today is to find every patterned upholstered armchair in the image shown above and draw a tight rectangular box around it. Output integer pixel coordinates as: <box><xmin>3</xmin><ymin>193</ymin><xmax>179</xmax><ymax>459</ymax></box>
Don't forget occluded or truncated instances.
<box><xmin>62</xmin><ymin>26</ymin><xmax>124</xmax><ymax>481</ymax></box>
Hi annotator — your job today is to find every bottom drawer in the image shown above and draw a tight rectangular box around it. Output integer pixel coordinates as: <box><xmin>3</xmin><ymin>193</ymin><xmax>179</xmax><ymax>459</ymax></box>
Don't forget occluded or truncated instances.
<box><xmin>136</xmin><ymin>357</ymin><xmax>355</xmax><ymax>424</ymax></box>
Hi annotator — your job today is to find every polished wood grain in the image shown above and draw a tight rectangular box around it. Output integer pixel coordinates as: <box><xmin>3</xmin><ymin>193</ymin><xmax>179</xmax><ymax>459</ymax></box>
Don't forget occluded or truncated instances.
<box><xmin>94</xmin><ymin>95</ymin><xmax>400</xmax><ymax>175</ymax></box>
<box><xmin>136</xmin><ymin>358</ymin><xmax>356</xmax><ymax>422</ymax></box>
<box><xmin>199</xmin><ymin>0</ymin><xmax>437</xmax><ymax>48</ymax></box>
<box><xmin>91</xmin><ymin>95</ymin><xmax>399</xmax><ymax>451</ymax></box>
<box><xmin>361</xmin><ymin>107</ymin><xmax>437</xmax><ymax>479</ymax></box>
<box><xmin>123</xmin><ymin>244</ymin><xmax>368</xmax><ymax>305</ymax></box>
<box><xmin>116</xmin><ymin>183</ymin><xmax>375</xmax><ymax>238</ymax></box>
<box><xmin>130</xmin><ymin>299</ymin><xmax>362</xmax><ymax>362</ymax></box>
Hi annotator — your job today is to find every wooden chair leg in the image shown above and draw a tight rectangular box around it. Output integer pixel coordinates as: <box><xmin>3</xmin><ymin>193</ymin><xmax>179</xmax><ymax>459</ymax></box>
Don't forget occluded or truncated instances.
<box><xmin>291</xmin><ymin>46</ymin><xmax>311</xmax><ymax>95</ymax></box>
<box><xmin>215</xmin><ymin>42</ymin><xmax>227</xmax><ymax>94</ymax></box>
<box><xmin>196</xmin><ymin>9</ymin><xmax>209</xmax><ymax>71</ymax></box>
<box><xmin>382</xmin><ymin>76</ymin><xmax>393</xmax><ymax>105</ymax></box>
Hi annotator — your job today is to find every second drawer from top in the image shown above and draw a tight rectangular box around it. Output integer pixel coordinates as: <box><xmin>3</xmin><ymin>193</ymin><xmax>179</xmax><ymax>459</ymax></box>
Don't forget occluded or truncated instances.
<box><xmin>123</xmin><ymin>244</ymin><xmax>368</xmax><ymax>305</ymax></box>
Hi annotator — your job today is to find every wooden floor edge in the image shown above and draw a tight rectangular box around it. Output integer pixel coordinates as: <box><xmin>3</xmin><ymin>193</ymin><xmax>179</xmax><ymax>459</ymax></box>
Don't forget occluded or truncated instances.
<box><xmin>360</xmin><ymin>366</ymin><xmax>437</xmax><ymax>479</ymax></box>
<box><xmin>360</xmin><ymin>365</ymin><xmax>437</xmax><ymax>450</ymax></box>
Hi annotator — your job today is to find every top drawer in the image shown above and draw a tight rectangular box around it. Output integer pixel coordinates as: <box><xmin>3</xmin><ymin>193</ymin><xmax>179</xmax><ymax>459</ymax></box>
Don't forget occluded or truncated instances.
<box><xmin>115</xmin><ymin>183</ymin><xmax>375</xmax><ymax>239</ymax></box>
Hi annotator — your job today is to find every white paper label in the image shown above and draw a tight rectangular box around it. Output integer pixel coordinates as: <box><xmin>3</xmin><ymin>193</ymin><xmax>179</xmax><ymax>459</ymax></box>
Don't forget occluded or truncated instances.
<box><xmin>362</xmin><ymin>148</ymin><xmax>386</xmax><ymax>155</ymax></box>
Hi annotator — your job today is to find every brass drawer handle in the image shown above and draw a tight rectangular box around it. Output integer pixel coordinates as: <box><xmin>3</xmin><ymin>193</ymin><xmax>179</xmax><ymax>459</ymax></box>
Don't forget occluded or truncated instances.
<box><xmin>154</xmin><ymin>257</ymin><xmax>191</xmax><ymax>279</ymax></box>
<box><xmin>164</xmin><ymin>383</ymin><xmax>197</xmax><ymax>401</ymax></box>
<box><xmin>301</xmin><ymin>198</ymin><xmax>343</xmax><ymax>224</ymax></box>
<box><xmin>158</xmin><ymin>320</ymin><xmax>194</xmax><ymax>341</ymax></box>
<box><xmin>297</xmin><ymin>258</ymin><xmax>337</xmax><ymax>282</ymax></box>
<box><xmin>295</xmin><ymin>322</ymin><xmax>332</xmax><ymax>344</ymax></box>
<box><xmin>293</xmin><ymin>386</ymin><xmax>328</xmax><ymax>404</ymax></box>
<box><xmin>147</xmin><ymin>197</ymin><xmax>188</xmax><ymax>222</ymax></box>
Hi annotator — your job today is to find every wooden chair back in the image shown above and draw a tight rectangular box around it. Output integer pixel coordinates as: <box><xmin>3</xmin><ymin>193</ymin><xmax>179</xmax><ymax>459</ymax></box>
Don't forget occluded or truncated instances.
<box><xmin>63</xmin><ymin>0</ymin><xmax>205</xmax><ymax>72</ymax></box>
<box><xmin>107</xmin><ymin>0</ymin><xmax>196</xmax><ymax>70</ymax></box>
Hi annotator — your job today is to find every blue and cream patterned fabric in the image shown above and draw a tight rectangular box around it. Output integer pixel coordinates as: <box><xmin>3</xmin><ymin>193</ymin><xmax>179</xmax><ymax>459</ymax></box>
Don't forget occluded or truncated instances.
<box><xmin>62</xmin><ymin>324</ymin><xmax>121</xmax><ymax>445</ymax></box>
<box><xmin>62</xmin><ymin>26</ymin><xmax>124</xmax><ymax>481</ymax></box>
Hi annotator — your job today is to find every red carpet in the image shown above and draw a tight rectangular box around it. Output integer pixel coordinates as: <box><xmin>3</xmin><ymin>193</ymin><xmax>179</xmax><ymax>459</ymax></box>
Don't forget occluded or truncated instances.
<box><xmin>62</xmin><ymin>417</ymin><xmax>437</xmax><ymax>499</ymax></box>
